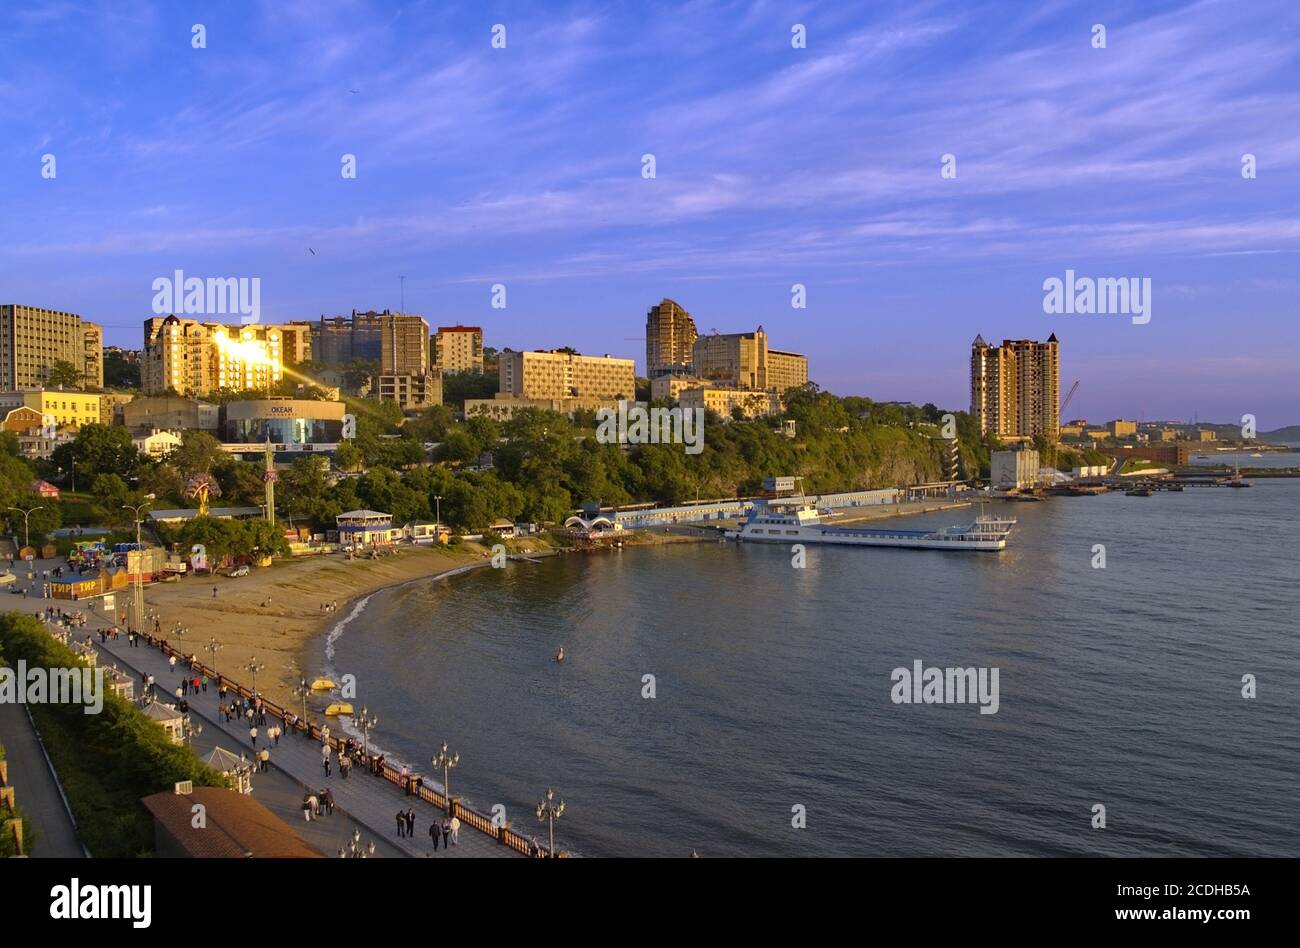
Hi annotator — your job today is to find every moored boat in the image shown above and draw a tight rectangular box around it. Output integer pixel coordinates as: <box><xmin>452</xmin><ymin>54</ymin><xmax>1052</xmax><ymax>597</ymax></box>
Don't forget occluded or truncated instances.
<box><xmin>723</xmin><ymin>502</ymin><xmax>1015</xmax><ymax>551</ymax></box>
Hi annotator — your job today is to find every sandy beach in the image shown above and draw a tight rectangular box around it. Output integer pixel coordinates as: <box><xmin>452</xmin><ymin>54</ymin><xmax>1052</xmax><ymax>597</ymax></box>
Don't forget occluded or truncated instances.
<box><xmin>142</xmin><ymin>545</ymin><xmax>492</xmax><ymax>710</ymax></box>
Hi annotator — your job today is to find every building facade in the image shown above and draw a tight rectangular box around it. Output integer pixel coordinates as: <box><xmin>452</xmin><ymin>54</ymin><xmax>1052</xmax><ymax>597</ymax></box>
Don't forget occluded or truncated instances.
<box><xmin>0</xmin><ymin>304</ymin><xmax>104</xmax><ymax>391</ymax></box>
<box><xmin>377</xmin><ymin>370</ymin><xmax>443</xmax><ymax>410</ymax></box>
<box><xmin>970</xmin><ymin>335</ymin><xmax>1060</xmax><ymax>441</ymax></box>
<box><xmin>311</xmin><ymin>311</ymin><xmax>385</xmax><ymax>365</ymax></box>
<box><xmin>991</xmin><ymin>448</ymin><xmax>1041</xmax><ymax>489</ymax></box>
<box><xmin>498</xmin><ymin>349</ymin><xmax>636</xmax><ymax>401</ymax></box>
<box><xmin>678</xmin><ymin>386</ymin><xmax>782</xmax><ymax>419</ymax></box>
<box><xmin>380</xmin><ymin>313</ymin><xmax>430</xmax><ymax>375</ymax></box>
<box><xmin>0</xmin><ymin>389</ymin><xmax>103</xmax><ymax>428</ymax></box>
<box><xmin>691</xmin><ymin>326</ymin><xmax>808</xmax><ymax>394</ymax></box>
<box><xmin>123</xmin><ymin>395</ymin><xmax>220</xmax><ymax>432</ymax></box>
<box><xmin>433</xmin><ymin>325</ymin><xmax>484</xmax><ymax>373</ymax></box>
<box><xmin>645</xmin><ymin>299</ymin><xmax>698</xmax><ymax>378</ymax></box>
<box><xmin>222</xmin><ymin>398</ymin><xmax>345</xmax><ymax>447</ymax></box>
<box><xmin>142</xmin><ymin>316</ymin><xmax>285</xmax><ymax>395</ymax></box>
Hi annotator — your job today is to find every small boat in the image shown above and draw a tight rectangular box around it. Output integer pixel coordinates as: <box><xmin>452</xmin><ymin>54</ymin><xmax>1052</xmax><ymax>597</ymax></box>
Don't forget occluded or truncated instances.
<box><xmin>555</xmin><ymin>647</ymin><xmax>565</xmax><ymax>663</ymax></box>
<box><xmin>1250</xmin><ymin>453</ymin><xmax>1264</xmax><ymax>458</ymax></box>
<box><xmin>310</xmin><ymin>678</ymin><xmax>337</xmax><ymax>691</ymax></box>
<box><xmin>1125</xmin><ymin>487</ymin><xmax>1153</xmax><ymax>497</ymax></box>
<box><xmin>324</xmin><ymin>702</ymin><xmax>354</xmax><ymax>717</ymax></box>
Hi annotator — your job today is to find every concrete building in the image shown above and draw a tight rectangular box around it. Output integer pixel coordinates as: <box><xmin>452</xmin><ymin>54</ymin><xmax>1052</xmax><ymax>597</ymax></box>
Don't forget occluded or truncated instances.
<box><xmin>433</xmin><ymin>325</ymin><xmax>484</xmax><ymax>373</ymax></box>
<box><xmin>0</xmin><ymin>304</ymin><xmax>104</xmax><ymax>390</ymax></box>
<box><xmin>279</xmin><ymin>321</ymin><xmax>314</xmax><ymax>364</ymax></box>
<box><xmin>645</xmin><ymin>299</ymin><xmax>698</xmax><ymax>378</ymax></box>
<box><xmin>1107</xmin><ymin>419</ymin><xmax>1137</xmax><ymax>439</ymax></box>
<box><xmin>991</xmin><ymin>448</ymin><xmax>1041</xmax><ymax>489</ymax></box>
<box><xmin>311</xmin><ymin>311</ymin><xmax>384</xmax><ymax>365</ymax></box>
<box><xmin>142</xmin><ymin>316</ymin><xmax>286</xmax><ymax>395</ymax></box>
<box><xmin>650</xmin><ymin>375</ymin><xmax>706</xmax><ymax>402</ymax></box>
<box><xmin>222</xmin><ymin>398</ymin><xmax>345</xmax><ymax>448</ymax></box>
<box><xmin>499</xmin><ymin>349</ymin><xmax>636</xmax><ymax>401</ymax></box>
<box><xmin>378</xmin><ymin>370</ymin><xmax>442</xmax><ymax>410</ymax></box>
<box><xmin>970</xmin><ymin>335</ymin><xmax>1060</xmax><ymax>441</ymax></box>
<box><xmin>380</xmin><ymin>313</ymin><xmax>429</xmax><ymax>375</ymax></box>
<box><xmin>691</xmin><ymin>326</ymin><xmax>807</xmax><ymax>394</ymax></box>
<box><xmin>0</xmin><ymin>389</ymin><xmax>103</xmax><ymax>428</ymax></box>
<box><xmin>98</xmin><ymin>391</ymin><xmax>135</xmax><ymax>425</ymax></box>
<box><xmin>679</xmin><ymin>386</ymin><xmax>782</xmax><ymax>419</ymax></box>
<box><xmin>132</xmin><ymin>429</ymin><xmax>183</xmax><ymax>459</ymax></box>
<box><xmin>122</xmin><ymin>395</ymin><xmax>220</xmax><ymax>432</ymax></box>
<box><xmin>465</xmin><ymin>394</ymin><xmax>624</xmax><ymax>421</ymax></box>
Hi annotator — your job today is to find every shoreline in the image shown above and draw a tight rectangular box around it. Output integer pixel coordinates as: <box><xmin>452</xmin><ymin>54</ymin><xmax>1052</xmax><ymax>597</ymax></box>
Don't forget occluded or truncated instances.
<box><xmin>142</xmin><ymin>545</ymin><xmax>493</xmax><ymax>713</ymax></box>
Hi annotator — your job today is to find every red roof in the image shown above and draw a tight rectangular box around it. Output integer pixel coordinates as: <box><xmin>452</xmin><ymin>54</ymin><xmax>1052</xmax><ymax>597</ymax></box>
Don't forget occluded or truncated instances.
<box><xmin>142</xmin><ymin>787</ymin><xmax>322</xmax><ymax>858</ymax></box>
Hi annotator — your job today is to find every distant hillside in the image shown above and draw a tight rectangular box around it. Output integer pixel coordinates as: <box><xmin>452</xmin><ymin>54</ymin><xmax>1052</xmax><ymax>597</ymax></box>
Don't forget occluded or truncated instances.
<box><xmin>1262</xmin><ymin>426</ymin><xmax>1300</xmax><ymax>443</ymax></box>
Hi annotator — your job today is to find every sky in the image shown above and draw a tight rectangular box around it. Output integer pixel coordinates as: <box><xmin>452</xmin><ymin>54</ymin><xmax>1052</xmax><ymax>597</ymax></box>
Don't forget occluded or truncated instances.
<box><xmin>1</xmin><ymin>0</ymin><xmax>1298</xmax><ymax>427</ymax></box>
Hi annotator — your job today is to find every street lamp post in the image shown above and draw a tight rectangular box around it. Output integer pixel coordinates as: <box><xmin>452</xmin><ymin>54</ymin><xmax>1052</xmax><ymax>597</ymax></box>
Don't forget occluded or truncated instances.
<box><xmin>6</xmin><ymin>505</ymin><xmax>44</xmax><ymax>551</ymax></box>
<box><xmin>243</xmin><ymin>656</ymin><xmax>266</xmax><ymax>697</ymax></box>
<box><xmin>356</xmin><ymin>706</ymin><xmax>378</xmax><ymax>759</ymax></box>
<box><xmin>122</xmin><ymin>502</ymin><xmax>151</xmax><ymax>633</ymax></box>
<box><xmin>204</xmin><ymin>638</ymin><xmax>222</xmax><ymax>671</ymax></box>
<box><xmin>433</xmin><ymin>495</ymin><xmax>442</xmax><ymax>528</ymax></box>
<box><xmin>432</xmin><ymin>740</ymin><xmax>459</xmax><ymax>811</ymax></box>
<box><xmin>293</xmin><ymin>678</ymin><xmax>312</xmax><ymax>731</ymax></box>
<box><xmin>536</xmin><ymin>787</ymin><xmax>565</xmax><ymax>858</ymax></box>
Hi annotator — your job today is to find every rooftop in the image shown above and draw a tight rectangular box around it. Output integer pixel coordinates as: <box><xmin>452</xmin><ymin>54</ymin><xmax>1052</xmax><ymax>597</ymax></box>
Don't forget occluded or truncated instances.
<box><xmin>142</xmin><ymin>787</ymin><xmax>321</xmax><ymax>858</ymax></box>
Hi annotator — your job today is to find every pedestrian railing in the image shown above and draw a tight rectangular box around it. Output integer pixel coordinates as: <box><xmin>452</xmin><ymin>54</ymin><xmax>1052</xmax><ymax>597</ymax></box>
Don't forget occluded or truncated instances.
<box><xmin>142</xmin><ymin>634</ymin><xmax>560</xmax><ymax>857</ymax></box>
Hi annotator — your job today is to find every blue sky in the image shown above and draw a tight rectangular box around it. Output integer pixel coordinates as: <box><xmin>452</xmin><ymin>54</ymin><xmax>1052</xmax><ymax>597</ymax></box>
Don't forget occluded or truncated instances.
<box><xmin>2</xmin><ymin>0</ymin><xmax>1298</xmax><ymax>426</ymax></box>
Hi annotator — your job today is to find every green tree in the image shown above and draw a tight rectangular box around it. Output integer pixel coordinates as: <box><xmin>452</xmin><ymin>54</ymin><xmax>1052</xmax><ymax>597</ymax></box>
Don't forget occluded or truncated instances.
<box><xmin>170</xmin><ymin>431</ymin><xmax>224</xmax><ymax>478</ymax></box>
<box><xmin>51</xmin><ymin>424</ymin><xmax>140</xmax><ymax>486</ymax></box>
<box><xmin>46</xmin><ymin>360</ymin><xmax>82</xmax><ymax>389</ymax></box>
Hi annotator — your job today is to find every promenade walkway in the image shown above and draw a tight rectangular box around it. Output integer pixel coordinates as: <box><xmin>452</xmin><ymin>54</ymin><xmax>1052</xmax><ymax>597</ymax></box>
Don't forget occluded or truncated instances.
<box><xmin>0</xmin><ymin>699</ymin><xmax>85</xmax><ymax>857</ymax></box>
<box><xmin>4</xmin><ymin>572</ymin><xmax>520</xmax><ymax>858</ymax></box>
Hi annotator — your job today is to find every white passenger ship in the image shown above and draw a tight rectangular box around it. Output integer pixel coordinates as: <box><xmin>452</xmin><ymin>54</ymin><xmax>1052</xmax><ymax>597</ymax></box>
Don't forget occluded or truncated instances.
<box><xmin>724</xmin><ymin>502</ymin><xmax>1016</xmax><ymax>552</ymax></box>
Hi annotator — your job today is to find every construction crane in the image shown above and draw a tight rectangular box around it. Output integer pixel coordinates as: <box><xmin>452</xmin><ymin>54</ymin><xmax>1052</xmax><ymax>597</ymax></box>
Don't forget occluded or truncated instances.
<box><xmin>1050</xmin><ymin>380</ymin><xmax>1080</xmax><ymax>477</ymax></box>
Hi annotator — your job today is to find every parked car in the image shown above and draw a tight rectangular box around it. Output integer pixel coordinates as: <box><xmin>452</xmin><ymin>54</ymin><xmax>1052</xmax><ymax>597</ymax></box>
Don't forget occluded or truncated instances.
<box><xmin>228</xmin><ymin>565</ymin><xmax>250</xmax><ymax>577</ymax></box>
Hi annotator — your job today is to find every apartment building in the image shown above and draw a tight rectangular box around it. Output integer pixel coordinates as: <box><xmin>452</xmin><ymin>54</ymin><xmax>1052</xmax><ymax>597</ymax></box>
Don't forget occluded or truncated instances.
<box><xmin>498</xmin><ymin>349</ymin><xmax>636</xmax><ymax>401</ymax></box>
<box><xmin>970</xmin><ymin>335</ymin><xmax>1060</xmax><ymax>441</ymax></box>
<box><xmin>645</xmin><ymin>299</ymin><xmax>698</xmax><ymax>378</ymax></box>
<box><xmin>691</xmin><ymin>326</ymin><xmax>808</xmax><ymax>394</ymax></box>
<box><xmin>0</xmin><ymin>304</ymin><xmax>104</xmax><ymax>390</ymax></box>
<box><xmin>380</xmin><ymin>313</ymin><xmax>430</xmax><ymax>375</ymax></box>
<box><xmin>0</xmin><ymin>389</ymin><xmax>103</xmax><ymax>428</ymax></box>
<box><xmin>142</xmin><ymin>316</ymin><xmax>285</xmax><ymax>395</ymax></box>
<box><xmin>433</xmin><ymin>325</ymin><xmax>484</xmax><ymax>373</ymax></box>
<box><xmin>378</xmin><ymin>370</ymin><xmax>443</xmax><ymax>410</ymax></box>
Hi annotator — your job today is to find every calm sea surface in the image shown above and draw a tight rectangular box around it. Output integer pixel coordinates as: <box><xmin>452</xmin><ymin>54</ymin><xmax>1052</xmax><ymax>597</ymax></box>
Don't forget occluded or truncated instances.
<box><xmin>322</xmin><ymin>459</ymin><xmax>1300</xmax><ymax>856</ymax></box>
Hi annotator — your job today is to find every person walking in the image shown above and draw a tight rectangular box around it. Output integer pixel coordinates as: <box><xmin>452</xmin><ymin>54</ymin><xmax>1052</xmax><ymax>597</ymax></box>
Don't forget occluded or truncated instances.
<box><xmin>429</xmin><ymin>820</ymin><xmax>440</xmax><ymax>851</ymax></box>
<box><xmin>307</xmin><ymin>792</ymin><xmax>319</xmax><ymax>818</ymax></box>
<box><xmin>339</xmin><ymin>752</ymin><xmax>350</xmax><ymax>780</ymax></box>
<box><xmin>249</xmin><ymin>725</ymin><xmax>258</xmax><ymax>747</ymax></box>
<box><xmin>449</xmin><ymin>815</ymin><xmax>460</xmax><ymax>846</ymax></box>
<box><xmin>168</xmin><ymin>655</ymin><xmax>177</xmax><ymax>674</ymax></box>
<box><xmin>212</xmin><ymin>586</ymin><xmax>217</xmax><ymax>598</ymax></box>
<box><xmin>259</xmin><ymin>748</ymin><xmax>269</xmax><ymax>773</ymax></box>
<box><xmin>322</xmin><ymin>788</ymin><xmax>334</xmax><ymax>816</ymax></box>
<box><xmin>323</xmin><ymin>755</ymin><xmax>331</xmax><ymax>778</ymax></box>
<box><xmin>441</xmin><ymin>816</ymin><xmax>450</xmax><ymax>849</ymax></box>
<box><xmin>405</xmin><ymin>808</ymin><xmax>415</xmax><ymax>838</ymax></box>
<box><xmin>396</xmin><ymin>810</ymin><xmax>406</xmax><ymax>838</ymax></box>
<box><xmin>302</xmin><ymin>795</ymin><xmax>313</xmax><ymax>822</ymax></box>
